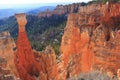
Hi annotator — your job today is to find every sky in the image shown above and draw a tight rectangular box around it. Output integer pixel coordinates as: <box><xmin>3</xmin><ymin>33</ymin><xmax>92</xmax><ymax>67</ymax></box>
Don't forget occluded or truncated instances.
<box><xmin>0</xmin><ymin>0</ymin><xmax>91</xmax><ymax>9</ymax></box>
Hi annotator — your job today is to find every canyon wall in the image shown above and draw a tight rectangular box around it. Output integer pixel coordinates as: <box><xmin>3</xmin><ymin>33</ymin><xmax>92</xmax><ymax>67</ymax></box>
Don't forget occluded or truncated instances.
<box><xmin>14</xmin><ymin>2</ymin><xmax>120</xmax><ymax>80</ymax></box>
<box><xmin>61</xmin><ymin>2</ymin><xmax>120</xmax><ymax>79</ymax></box>
<box><xmin>38</xmin><ymin>3</ymin><xmax>81</xmax><ymax>17</ymax></box>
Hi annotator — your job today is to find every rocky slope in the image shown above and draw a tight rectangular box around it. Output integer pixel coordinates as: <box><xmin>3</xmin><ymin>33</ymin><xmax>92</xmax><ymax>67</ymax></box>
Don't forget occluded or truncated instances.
<box><xmin>61</xmin><ymin>2</ymin><xmax>120</xmax><ymax>79</ymax></box>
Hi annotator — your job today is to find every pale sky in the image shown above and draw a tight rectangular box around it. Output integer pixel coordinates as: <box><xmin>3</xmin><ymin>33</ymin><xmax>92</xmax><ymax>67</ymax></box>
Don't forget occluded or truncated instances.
<box><xmin>0</xmin><ymin>0</ymin><xmax>91</xmax><ymax>9</ymax></box>
<box><xmin>0</xmin><ymin>0</ymin><xmax>90</xmax><ymax>4</ymax></box>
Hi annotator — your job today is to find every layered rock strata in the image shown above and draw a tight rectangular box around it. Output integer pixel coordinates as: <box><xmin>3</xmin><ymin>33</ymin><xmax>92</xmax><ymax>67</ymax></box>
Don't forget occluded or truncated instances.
<box><xmin>14</xmin><ymin>2</ymin><xmax>120</xmax><ymax>80</ymax></box>
<box><xmin>38</xmin><ymin>3</ymin><xmax>81</xmax><ymax>17</ymax></box>
<box><xmin>61</xmin><ymin>2</ymin><xmax>120</xmax><ymax>79</ymax></box>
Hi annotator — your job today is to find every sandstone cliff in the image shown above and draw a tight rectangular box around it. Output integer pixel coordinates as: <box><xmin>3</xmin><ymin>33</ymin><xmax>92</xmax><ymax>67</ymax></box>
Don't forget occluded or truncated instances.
<box><xmin>60</xmin><ymin>2</ymin><xmax>120</xmax><ymax>79</ymax></box>
<box><xmin>13</xmin><ymin>2</ymin><xmax>120</xmax><ymax>80</ymax></box>
<box><xmin>38</xmin><ymin>3</ymin><xmax>81</xmax><ymax>17</ymax></box>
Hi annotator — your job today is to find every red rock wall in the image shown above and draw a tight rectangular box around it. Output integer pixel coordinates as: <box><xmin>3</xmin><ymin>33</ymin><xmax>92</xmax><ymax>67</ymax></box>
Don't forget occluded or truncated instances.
<box><xmin>61</xmin><ymin>23</ymin><xmax>94</xmax><ymax>78</ymax></box>
<box><xmin>14</xmin><ymin>3</ymin><xmax>120</xmax><ymax>80</ymax></box>
<box><xmin>60</xmin><ymin>3</ymin><xmax>120</xmax><ymax>78</ymax></box>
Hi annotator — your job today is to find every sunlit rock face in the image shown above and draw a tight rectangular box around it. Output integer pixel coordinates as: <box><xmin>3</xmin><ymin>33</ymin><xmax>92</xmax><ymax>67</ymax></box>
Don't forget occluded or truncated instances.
<box><xmin>60</xmin><ymin>14</ymin><xmax>95</xmax><ymax>78</ymax></box>
<box><xmin>60</xmin><ymin>3</ymin><xmax>120</xmax><ymax>79</ymax></box>
<box><xmin>0</xmin><ymin>31</ymin><xmax>18</xmax><ymax>78</ymax></box>
<box><xmin>0</xmin><ymin>31</ymin><xmax>15</xmax><ymax>59</ymax></box>
<box><xmin>14</xmin><ymin>2</ymin><xmax>120</xmax><ymax>80</ymax></box>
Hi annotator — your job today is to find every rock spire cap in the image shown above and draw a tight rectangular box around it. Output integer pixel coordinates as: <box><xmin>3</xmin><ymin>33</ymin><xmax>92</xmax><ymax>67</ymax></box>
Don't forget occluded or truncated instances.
<box><xmin>15</xmin><ymin>13</ymin><xmax>27</xmax><ymax>26</ymax></box>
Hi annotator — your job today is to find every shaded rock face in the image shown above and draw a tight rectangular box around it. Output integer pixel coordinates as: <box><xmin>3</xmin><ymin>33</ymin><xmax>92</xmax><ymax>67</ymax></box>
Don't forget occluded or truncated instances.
<box><xmin>0</xmin><ymin>31</ymin><xmax>18</xmax><ymax>78</ymax></box>
<box><xmin>38</xmin><ymin>3</ymin><xmax>81</xmax><ymax>17</ymax></box>
<box><xmin>60</xmin><ymin>3</ymin><xmax>120</xmax><ymax>79</ymax></box>
<box><xmin>33</xmin><ymin>46</ymin><xmax>58</xmax><ymax>80</ymax></box>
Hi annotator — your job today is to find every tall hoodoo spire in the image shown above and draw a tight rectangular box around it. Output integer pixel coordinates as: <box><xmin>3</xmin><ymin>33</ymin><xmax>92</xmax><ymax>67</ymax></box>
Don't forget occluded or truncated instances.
<box><xmin>15</xmin><ymin>13</ymin><xmax>38</xmax><ymax>80</ymax></box>
<box><xmin>14</xmin><ymin>13</ymin><xmax>59</xmax><ymax>80</ymax></box>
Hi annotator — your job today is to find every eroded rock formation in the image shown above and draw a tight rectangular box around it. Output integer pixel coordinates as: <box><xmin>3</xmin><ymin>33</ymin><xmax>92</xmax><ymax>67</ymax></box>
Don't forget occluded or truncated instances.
<box><xmin>61</xmin><ymin>2</ymin><xmax>120</xmax><ymax>79</ymax></box>
<box><xmin>33</xmin><ymin>45</ymin><xmax>58</xmax><ymax>80</ymax></box>
<box><xmin>0</xmin><ymin>57</ymin><xmax>17</xmax><ymax>80</ymax></box>
<box><xmin>0</xmin><ymin>31</ymin><xmax>18</xmax><ymax>78</ymax></box>
<box><xmin>15</xmin><ymin>13</ymin><xmax>39</xmax><ymax>80</ymax></box>
<box><xmin>14</xmin><ymin>2</ymin><xmax>120</xmax><ymax>80</ymax></box>
<box><xmin>38</xmin><ymin>3</ymin><xmax>81</xmax><ymax>17</ymax></box>
<box><xmin>14</xmin><ymin>13</ymin><xmax>59</xmax><ymax>80</ymax></box>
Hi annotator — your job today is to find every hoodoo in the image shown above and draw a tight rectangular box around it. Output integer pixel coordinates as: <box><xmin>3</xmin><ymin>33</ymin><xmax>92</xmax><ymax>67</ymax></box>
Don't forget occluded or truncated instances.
<box><xmin>14</xmin><ymin>13</ymin><xmax>58</xmax><ymax>80</ymax></box>
<box><xmin>15</xmin><ymin>13</ymin><xmax>38</xmax><ymax>80</ymax></box>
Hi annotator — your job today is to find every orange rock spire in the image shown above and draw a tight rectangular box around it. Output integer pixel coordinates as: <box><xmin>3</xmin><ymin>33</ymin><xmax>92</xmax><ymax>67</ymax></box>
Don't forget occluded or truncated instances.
<box><xmin>15</xmin><ymin>13</ymin><xmax>38</xmax><ymax>80</ymax></box>
<box><xmin>14</xmin><ymin>13</ymin><xmax>59</xmax><ymax>80</ymax></box>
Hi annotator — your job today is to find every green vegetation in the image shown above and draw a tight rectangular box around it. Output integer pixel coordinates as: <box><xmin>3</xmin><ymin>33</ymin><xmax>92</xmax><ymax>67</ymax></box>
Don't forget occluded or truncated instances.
<box><xmin>0</xmin><ymin>15</ymin><xmax>67</xmax><ymax>55</ymax></box>
<box><xmin>30</xmin><ymin>21</ymin><xmax>66</xmax><ymax>55</ymax></box>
